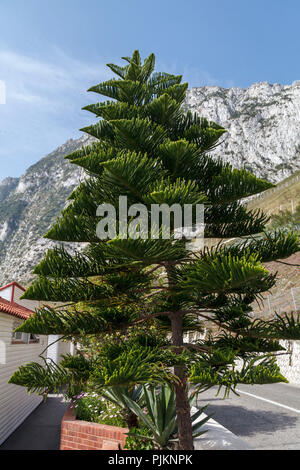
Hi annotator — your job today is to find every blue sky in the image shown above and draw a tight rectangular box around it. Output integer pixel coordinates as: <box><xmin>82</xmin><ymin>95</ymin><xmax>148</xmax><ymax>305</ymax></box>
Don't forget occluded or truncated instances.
<box><xmin>1</xmin><ymin>0</ymin><xmax>300</xmax><ymax>181</ymax></box>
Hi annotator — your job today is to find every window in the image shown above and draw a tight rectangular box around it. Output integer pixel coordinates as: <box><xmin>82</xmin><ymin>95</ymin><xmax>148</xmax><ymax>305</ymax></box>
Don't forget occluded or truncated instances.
<box><xmin>29</xmin><ymin>333</ymin><xmax>40</xmax><ymax>343</ymax></box>
<box><xmin>12</xmin><ymin>320</ymin><xmax>39</xmax><ymax>344</ymax></box>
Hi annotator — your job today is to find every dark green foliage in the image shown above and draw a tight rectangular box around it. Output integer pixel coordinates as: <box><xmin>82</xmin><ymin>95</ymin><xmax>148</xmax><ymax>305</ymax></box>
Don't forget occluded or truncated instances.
<box><xmin>190</xmin><ymin>356</ymin><xmax>288</xmax><ymax>398</ymax></box>
<box><xmin>218</xmin><ymin>229</ymin><xmax>300</xmax><ymax>263</ymax></box>
<box><xmin>15</xmin><ymin>304</ymin><xmax>138</xmax><ymax>335</ymax></box>
<box><xmin>257</xmin><ymin>312</ymin><xmax>300</xmax><ymax>340</ymax></box>
<box><xmin>8</xmin><ymin>358</ymin><xmax>84</xmax><ymax>399</ymax></box>
<box><xmin>90</xmin><ymin>343</ymin><xmax>175</xmax><ymax>388</ymax></box>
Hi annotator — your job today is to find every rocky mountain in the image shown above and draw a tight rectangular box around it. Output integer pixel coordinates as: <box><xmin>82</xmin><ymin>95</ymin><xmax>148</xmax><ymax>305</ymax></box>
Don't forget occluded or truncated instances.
<box><xmin>0</xmin><ymin>134</ymin><xmax>92</xmax><ymax>285</ymax></box>
<box><xmin>184</xmin><ymin>81</ymin><xmax>300</xmax><ymax>182</ymax></box>
<box><xmin>1</xmin><ymin>81</ymin><xmax>300</xmax><ymax>285</ymax></box>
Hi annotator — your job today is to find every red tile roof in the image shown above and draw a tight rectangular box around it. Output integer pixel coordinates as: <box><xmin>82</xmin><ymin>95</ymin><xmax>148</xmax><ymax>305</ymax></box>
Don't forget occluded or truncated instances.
<box><xmin>0</xmin><ymin>296</ymin><xmax>34</xmax><ymax>320</ymax></box>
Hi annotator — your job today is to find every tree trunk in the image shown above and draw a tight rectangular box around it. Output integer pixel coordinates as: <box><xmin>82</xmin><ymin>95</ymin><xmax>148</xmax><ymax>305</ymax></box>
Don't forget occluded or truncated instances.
<box><xmin>166</xmin><ymin>263</ymin><xmax>194</xmax><ymax>449</ymax></box>
<box><xmin>171</xmin><ymin>312</ymin><xmax>194</xmax><ymax>450</ymax></box>
<box><xmin>126</xmin><ymin>411</ymin><xmax>139</xmax><ymax>429</ymax></box>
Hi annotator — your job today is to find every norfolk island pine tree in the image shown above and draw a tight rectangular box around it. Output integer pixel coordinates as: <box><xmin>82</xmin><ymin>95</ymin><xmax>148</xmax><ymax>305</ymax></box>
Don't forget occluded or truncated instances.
<box><xmin>9</xmin><ymin>50</ymin><xmax>300</xmax><ymax>450</ymax></box>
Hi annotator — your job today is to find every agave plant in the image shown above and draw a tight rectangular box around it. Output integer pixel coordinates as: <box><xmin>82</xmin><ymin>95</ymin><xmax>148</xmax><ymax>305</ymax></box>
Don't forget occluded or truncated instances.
<box><xmin>123</xmin><ymin>384</ymin><xmax>213</xmax><ymax>450</ymax></box>
<box><xmin>101</xmin><ymin>385</ymin><xmax>144</xmax><ymax>428</ymax></box>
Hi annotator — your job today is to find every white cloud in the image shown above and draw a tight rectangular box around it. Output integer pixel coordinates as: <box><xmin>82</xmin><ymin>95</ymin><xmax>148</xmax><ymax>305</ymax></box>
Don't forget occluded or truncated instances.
<box><xmin>0</xmin><ymin>48</ymin><xmax>112</xmax><ymax>181</ymax></box>
<box><xmin>0</xmin><ymin>48</ymin><xmax>110</xmax><ymax>106</ymax></box>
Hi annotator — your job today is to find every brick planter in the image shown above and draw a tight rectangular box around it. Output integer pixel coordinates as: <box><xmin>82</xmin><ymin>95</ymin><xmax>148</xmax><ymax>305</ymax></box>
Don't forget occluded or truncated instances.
<box><xmin>60</xmin><ymin>405</ymin><xmax>129</xmax><ymax>450</ymax></box>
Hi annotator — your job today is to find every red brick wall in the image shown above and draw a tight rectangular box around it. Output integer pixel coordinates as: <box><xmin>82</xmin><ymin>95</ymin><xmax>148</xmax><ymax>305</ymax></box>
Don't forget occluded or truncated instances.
<box><xmin>60</xmin><ymin>405</ymin><xmax>129</xmax><ymax>450</ymax></box>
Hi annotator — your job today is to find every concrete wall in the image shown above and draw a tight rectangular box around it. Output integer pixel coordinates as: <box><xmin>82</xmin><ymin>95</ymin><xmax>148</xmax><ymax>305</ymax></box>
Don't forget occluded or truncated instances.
<box><xmin>276</xmin><ymin>340</ymin><xmax>300</xmax><ymax>385</ymax></box>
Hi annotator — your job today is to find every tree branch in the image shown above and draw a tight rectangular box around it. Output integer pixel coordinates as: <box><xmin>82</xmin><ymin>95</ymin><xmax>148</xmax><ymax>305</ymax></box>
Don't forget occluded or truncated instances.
<box><xmin>274</xmin><ymin>260</ymin><xmax>300</xmax><ymax>267</ymax></box>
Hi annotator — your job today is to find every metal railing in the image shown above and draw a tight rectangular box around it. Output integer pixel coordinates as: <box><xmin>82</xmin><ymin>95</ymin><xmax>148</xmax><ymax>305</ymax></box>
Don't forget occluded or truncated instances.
<box><xmin>252</xmin><ymin>286</ymin><xmax>300</xmax><ymax>318</ymax></box>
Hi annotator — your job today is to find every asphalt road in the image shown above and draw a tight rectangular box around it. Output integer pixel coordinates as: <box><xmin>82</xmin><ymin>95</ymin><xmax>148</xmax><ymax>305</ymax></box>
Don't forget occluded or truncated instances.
<box><xmin>196</xmin><ymin>383</ymin><xmax>300</xmax><ymax>450</ymax></box>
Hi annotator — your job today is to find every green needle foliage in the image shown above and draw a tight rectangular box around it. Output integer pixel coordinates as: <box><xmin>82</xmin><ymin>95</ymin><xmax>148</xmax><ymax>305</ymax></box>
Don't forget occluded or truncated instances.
<box><xmin>9</xmin><ymin>50</ymin><xmax>300</xmax><ymax>450</ymax></box>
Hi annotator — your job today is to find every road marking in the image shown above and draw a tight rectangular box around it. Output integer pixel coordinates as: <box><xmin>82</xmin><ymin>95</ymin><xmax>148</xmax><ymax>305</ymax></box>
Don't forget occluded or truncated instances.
<box><xmin>236</xmin><ymin>389</ymin><xmax>300</xmax><ymax>414</ymax></box>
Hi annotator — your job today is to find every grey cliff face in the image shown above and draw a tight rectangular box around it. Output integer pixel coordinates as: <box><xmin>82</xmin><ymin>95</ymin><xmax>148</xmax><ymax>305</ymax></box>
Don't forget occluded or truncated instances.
<box><xmin>1</xmin><ymin>81</ymin><xmax>300</xmax><ymax>284</ymax></box>
<box><xmin>184</xmin><ymin>81</ymin><xmax>300</xmax><ymax>182</ymax></box>
<box><xmin>0</xmin><ymin>134</ymin><xmax>92</xmax><ymax>285</ymax></box>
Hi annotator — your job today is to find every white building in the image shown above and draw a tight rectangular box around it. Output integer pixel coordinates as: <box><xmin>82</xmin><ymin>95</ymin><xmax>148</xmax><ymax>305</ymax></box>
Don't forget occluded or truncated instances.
<box><xmin>0</xmin><ymin>281</ymin><xmax>73</xmax><ymax>446</ymax></box>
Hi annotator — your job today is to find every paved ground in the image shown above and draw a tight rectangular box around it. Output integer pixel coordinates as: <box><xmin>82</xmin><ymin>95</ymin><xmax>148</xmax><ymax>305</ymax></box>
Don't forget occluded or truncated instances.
<box><xmin>0</xmin><ymin>397</ymin><xmax>68</xmax><ymax>450</ymax></box>
<box><xmin>1</xmin><ymin>384</ymin><xmax>300</xmax><ymax>450</ymax></box>
<box><xmin>196</xmin><ymin>382</ymin><xmax>300</xmax><ymax>450</ymax></box>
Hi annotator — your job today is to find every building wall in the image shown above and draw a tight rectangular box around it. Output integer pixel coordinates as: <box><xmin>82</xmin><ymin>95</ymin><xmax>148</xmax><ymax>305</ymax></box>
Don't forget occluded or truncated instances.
<box><xmin>58</xmin><ymin>338</ymin><xmax>73</xmax><ymax>358</ymax></box>
<box><xmin>12</xmin><ymin>285</ymin><xmax>40</xmax><ymax>311</ymax></box>
<box><xmin>0</xmin><ymin>285</ymin><xmax>13</xmax><ymax>302</ymax></box>
<box><xmin>0</xmin><ymin>312</ymin><xmax>47</xmax><ymax>446</ymax></box>
<box><xmin>46</xmin><ymin>335</ymin><xmax>73</xmax><ymax>364</ymax></box>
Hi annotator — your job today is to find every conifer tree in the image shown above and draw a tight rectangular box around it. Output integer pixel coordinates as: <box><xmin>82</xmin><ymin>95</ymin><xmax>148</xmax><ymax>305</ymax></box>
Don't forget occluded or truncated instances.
<box><xmin>10</xmin><ymin>50</ymin><xmax>300</xmax><ymax>450</ymax></box>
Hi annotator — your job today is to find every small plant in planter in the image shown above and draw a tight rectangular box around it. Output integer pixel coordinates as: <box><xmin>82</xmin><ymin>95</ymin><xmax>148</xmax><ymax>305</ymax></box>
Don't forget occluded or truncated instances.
<box><xmin>73</xmin><ymin>392</ymin><xmax>125</xmax><ymax>427</ymax></box>
<box><xmin>73</xmin><ymin>385</ymin><xmax>144</xmax><ymax>429</ymax></box>
<box><xmin>71</xmin><ymin>384</ymin><xmax>212</xmax><ymax>450</ymax></box>
<box><xmin>70</xmin><ymin>387</ymin><xmax>156</xmax><ymax>450</ymax></box>
<box><xmin>124</xmin><ymin>384</ymin><xmax>212</xmax><ymax>450</ymax></box>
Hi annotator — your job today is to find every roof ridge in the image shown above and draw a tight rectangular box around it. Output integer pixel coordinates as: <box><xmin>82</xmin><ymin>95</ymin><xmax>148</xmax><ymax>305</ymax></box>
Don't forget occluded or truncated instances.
<box><xmin>0</xmin><ymin>281</ymin><xmax>26</xmax><ymax>292</ymax></box>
